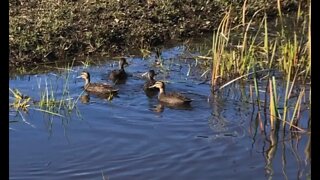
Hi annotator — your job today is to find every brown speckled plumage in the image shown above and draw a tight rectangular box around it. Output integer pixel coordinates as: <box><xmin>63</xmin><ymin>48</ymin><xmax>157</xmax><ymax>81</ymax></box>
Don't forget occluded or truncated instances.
<box><xmin>109</xmin><ymin>58</ymin><xmax>128</xmax><ymax>83</ymax></box>
<box><xmin>79</xmin><ymin>71</ymin><xmax>118</xmax><ymax>94</ymax></box>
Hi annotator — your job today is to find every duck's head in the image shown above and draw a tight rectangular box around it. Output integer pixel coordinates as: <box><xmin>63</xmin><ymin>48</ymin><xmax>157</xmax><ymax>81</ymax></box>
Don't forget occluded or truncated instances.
<box><xmin>142</xmin><ymin>70</ymin><xmax>156</xmax><ymax>80</ymax></box>
<box><xmin>119</xmin><ymin>58</ymin><xmax>129</xmax><ymax>68</ymax></box>
<box><xmin>77</xmin><ymin>71</ymin><xmax>90</xmax><ymax>81</ymax></box>
<box><xmin>149</xmin><ymin>81</ymin><xmax>165</xmax><ymax>89</ymax></box>
<box><xmin>147</xmin><ymin>70</ymin><xmax>156</xmax><ymax>79</ymax></box>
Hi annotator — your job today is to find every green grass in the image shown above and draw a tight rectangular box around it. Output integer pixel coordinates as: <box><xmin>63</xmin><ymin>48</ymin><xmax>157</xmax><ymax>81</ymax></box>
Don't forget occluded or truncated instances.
<box><xmin>208</xmin><ymin>0</ymin><xmax>310</xmax><ymax>133</ymax></box>
<box><xmin>9</xmin><ymin>60</ymin><xmax>85</xmax><ymax>124</ymax></box>
<box><xmin>9</xmin><ymin>0</ymin><xmax>303</xmax><ymax>68</ymax></box>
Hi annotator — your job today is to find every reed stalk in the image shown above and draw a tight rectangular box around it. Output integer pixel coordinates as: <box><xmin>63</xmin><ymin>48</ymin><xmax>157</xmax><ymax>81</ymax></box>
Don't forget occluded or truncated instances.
<box><xmin>289</xmin><ymin>88</ymin><xmax>305</xmax><ymax>130</ymax></box>
<box><xmin>306</xmin><ymin>1</ymin><xmax>311</xmax><ymax>81</ymax></box>
<box><xmin>242</xmin><ymin>0</ymin><xmax>248</xmax><ymax>28</ymax></box>
<box><xmin>269</xmin><ymin>76</ymin><xmax>280</xmax><ymax>130</ymax></box>
<box><xmin>282</xmin><ymin>56</ymin><xmax>292</xmax><ymax>126</ymax></box>
<box><xmin>211</xmin><ymin>6</ymin><xmax>231</xmax><ymax>91</ymax></box>
<box><xmin>277</xmin><ymin>0</ymin><xmax>284</xmax><ymax>36</ymax></box>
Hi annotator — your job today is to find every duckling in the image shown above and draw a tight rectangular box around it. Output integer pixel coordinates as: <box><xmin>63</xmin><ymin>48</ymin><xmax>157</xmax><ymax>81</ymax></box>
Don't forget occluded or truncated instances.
<box><xmin>78</xmin><ymin>71</ymin><xmax>118</xmax><ymax>94</ymax></box>
<box><xmin>109</xmin><ymin>58</ymin><xmax>128</xmax><ymax>83</ymax></box>
<box><xmin>149</xmin><ymin>81</ymin><xmax>192</xmax><ymax>105</ymax></box>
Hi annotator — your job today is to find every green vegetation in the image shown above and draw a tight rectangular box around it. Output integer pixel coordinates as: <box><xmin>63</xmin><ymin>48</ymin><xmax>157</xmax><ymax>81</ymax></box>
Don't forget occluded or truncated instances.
<box><xmin>9</xmin><ymin>2</ymin><xmax>310</xmax><ymax>177</ymax></box>
<box><xmin>208</xmin><ymin>0</ymin><xmax>310</xmax><ymax>133</ymax></box>
<box><xmin>9</xmin><ymin>88</ymin><xmax>31</xmax><ymax>112</ymax></box>
<box><xmin>9</xmin><ymin>0</ymin><xmax>310</xmax><ymax>133</ymax></box>
<box><xmin>9</xmin><ymin>0</ymin><xmax>303</xmax><ymax>68</ymax></box>
<box><xmin>9</xmin><ymin>61</ymin><xmax>84</xmax><ymax>125</ymax></box>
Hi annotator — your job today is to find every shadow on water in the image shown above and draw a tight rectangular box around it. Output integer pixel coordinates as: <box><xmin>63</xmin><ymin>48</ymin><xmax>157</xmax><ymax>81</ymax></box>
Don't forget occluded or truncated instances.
<box><xmin>9</xmin><ymin>37</ymin><xmax>310</xmax><ymax>179</ymax></box>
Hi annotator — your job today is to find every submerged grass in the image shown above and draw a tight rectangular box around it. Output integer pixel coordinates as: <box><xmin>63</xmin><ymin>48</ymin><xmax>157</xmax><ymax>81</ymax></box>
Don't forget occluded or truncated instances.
<box><xmin>9</xmin><ymin>61</ymin><xmax>84</xmax><ymax>125</ymax></box>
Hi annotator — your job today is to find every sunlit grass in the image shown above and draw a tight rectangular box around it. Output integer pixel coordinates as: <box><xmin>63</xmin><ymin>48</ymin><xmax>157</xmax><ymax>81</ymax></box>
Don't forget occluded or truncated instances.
<box><xmin>9</xmin><ymin>88</ymin><xmax>31</xmax><ymax>112</ymax></box>
<box><xmin>208</xmin><ymin>0</ymin><xmax>310</xmax><ymax>134</ymax></box>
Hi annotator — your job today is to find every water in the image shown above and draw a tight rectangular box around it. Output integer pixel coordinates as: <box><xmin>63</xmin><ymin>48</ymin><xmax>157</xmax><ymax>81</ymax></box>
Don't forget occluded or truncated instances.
<box><xmin>9</xmin><ymin>42</ymin><xmax>310</xmax><ymax>179</ymax></box>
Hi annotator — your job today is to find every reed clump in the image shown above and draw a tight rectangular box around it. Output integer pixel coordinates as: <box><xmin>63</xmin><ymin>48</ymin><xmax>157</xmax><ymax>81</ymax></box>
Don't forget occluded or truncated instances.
<box><xmin>209</xmin><ymin>0</ymin><xmax>310</xmax><ymax>132</ymax></box>
<box><xmin>9</xmin><ymin>88</ymin><xmax>31</xmax><ymax>112</ymax></box>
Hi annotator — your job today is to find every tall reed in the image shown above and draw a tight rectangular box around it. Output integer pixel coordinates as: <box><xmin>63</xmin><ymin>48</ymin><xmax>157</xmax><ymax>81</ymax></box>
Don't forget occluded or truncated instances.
<box><xmin>211</xmin><ymin>6</ymin><xmax>231</xmax><ymax>91</ymax></box>
<box><xmin>210</xmin><ymin>1</ymin><xmax>310</xmax><ymax>132</ymax></box>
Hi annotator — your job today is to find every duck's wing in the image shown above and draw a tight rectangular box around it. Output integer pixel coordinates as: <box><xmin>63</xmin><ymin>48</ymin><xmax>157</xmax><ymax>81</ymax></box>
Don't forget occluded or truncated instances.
<box><xmin>166</xmin><ymin>92</ymin><xmax>192</xmax><ymax>102</ymax></box>
<box><xmin>143</xmin><ymin>80</ymin><xmax>156</xmax><ymax>90</ymax></box>
<box><xmin>109</xmin><ymin>69</ymin><xmax>120</xmax><ymax>80</ymax></box>
<box><xmin>87</xmin><ymin>83</ymin><xmax>118</xmax><ymax>93</ymax></box>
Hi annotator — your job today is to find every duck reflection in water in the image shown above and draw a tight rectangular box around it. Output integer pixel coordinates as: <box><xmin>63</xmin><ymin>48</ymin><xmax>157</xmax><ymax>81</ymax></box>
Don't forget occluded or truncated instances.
<box><xmin>150</xmin><ymin>102</ymin><xmax>192</xmax><ymax>113</ymax></box>
<box><xmin>80</xmin><ymin>93</ymin><xmax>115</xmax><ymax>104</ymax></box>
<box><xmin>80</xmin><ymin>94</ymin><xmax>90</xmax><ymax>104</ymax></box>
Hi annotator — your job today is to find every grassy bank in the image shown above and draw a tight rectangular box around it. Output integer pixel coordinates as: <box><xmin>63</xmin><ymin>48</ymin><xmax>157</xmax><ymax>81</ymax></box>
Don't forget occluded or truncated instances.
<box><xmin>9</xmin><ymin>0</ymin><xmax>304</xmax><ymax>68</ymax></box>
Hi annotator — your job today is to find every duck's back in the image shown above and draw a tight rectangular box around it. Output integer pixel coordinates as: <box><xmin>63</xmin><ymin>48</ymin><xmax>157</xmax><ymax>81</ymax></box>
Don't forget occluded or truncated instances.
<box><xmin>159</xmin><ymin>92</ymin><xmax>192</xmax><ymax>105</ymax></box>
<box><xmin>143</xmin><ymin>79</ymin><xmax>158</xmax><ymax>97</ymax></box>
<box><xmin>85</xmin><ymin>83</ymin><xmax>118</xmax><ymax>94</ymax></box>
<box><xmin>109</xmin><ymin>69</ymin><xmax>127</xmax><ymax>81</ymax></box>
<box><xmin>143</xmin><ymin>79</ymin><xmax>157</xmax><ymax>91</ymax></box>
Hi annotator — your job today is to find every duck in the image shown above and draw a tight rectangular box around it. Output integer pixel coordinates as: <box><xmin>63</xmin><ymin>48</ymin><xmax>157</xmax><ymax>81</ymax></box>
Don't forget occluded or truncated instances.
<box><xmin>142</xmin><ymin>70</ymin><xmax>159</xmax><ymax>88</ymax></box>
<box><xmin>142</xmin><ymin>70</ymin><xmax>158</xmax><ymax>97</ymax></box>
<box><xmin>109</xmin><ymin>58</ymin><xmax>128</xmax><ymax>83</ymax></box>
<box><xmin>149</xmin><ymin>81</ymin><xmax>192</xmax><ymax>105</ymax></box>
<box><xmin>78</xmin><ymin>71</ymin><xmax>118</xmax><ymax>94</ymax></box>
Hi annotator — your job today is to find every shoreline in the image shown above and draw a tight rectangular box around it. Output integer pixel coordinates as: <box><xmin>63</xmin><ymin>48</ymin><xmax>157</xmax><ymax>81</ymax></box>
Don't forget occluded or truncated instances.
<box><xmin>9</xmin><ymin>0</ymin><xmax>304</xmax><ymax>68</ymax></box>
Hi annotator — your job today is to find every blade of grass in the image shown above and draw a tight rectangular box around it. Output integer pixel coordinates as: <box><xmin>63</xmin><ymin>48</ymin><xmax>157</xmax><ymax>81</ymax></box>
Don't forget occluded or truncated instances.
<box><xmin>289</xmin><ymin>88</ymin><xmax>305</xmax><ymax>129</ymax></box>
<box><xmin>32</xmin><ymin>108</ymin><xmax>65</xmax><ymax>118</ymax></box>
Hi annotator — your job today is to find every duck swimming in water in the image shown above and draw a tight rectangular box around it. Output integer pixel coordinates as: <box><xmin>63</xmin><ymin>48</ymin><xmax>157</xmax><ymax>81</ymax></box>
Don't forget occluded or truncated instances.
<box><xmin>143</xmin><ymin>70</ymin><xmax>158</xmax><ymax>97</ymax></box>
<box><xmin>109</xmin><ymin>58</ymin><xmax>128</xmax><ymax>83</ymax></box>
<box><xmin>78</xmin><ymin>71</ymin><xmax>118</xmax><ymax>94</ymax></box>
<box><xmin>149</xmin><ymin>81</ymin><xmax>192</xmax><ymax>105</ymax></box>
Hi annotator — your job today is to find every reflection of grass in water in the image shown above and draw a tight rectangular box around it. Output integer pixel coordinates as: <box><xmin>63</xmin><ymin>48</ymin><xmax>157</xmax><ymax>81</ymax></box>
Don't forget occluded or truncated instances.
<box><xmin>251</xmin><ymin>79</ymin><xmax>309</xmax><ymax>179</ymax></box>
<box><xmin>101</xmin><ymin>171</ymin><xmax>109</xmax><ymax>180</ymax></box>
<box><xmin>209</xmin><ymin>74</ymin><xmax>310</xmax><ymax>178</ymax></box>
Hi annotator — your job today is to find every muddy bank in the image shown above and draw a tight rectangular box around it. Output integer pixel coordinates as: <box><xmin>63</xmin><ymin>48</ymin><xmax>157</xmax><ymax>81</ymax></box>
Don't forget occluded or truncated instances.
<box><xmin>9</xmin><ymin>0</ymin><xmax>305</xmax><ymax>68</ymax></box>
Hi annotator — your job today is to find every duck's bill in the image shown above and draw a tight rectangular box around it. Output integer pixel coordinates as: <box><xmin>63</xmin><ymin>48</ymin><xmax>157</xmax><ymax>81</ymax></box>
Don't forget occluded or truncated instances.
<box><xmin>149</xmin><ymin>84</ymin><xmax>156</xmax><ymax>88</ymax></box>
<box><xmin>76</xmin><ymin>75</ymin><xmax>82</xmax><ymax>78</ymax></box>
